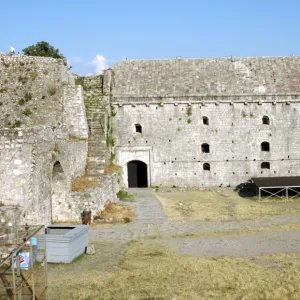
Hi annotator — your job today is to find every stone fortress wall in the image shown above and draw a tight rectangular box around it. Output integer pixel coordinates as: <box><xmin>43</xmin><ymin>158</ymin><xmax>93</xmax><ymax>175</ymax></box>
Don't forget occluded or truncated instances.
<box><xmin>3</xmin><ymin>53</ymin><xmax>300</xmax><ymax>223</ymax></box>
<box><xmin>109</xmin><ymin>57</ymin><xmax>300</xmax><ymax>187</ymax></box>
<box><xmin>0</xmin><ymin>126</ymin><xmax>87</xmax><ymax>224</ymax></box>
<box><xmin>0</xmin><ymin>54</ymin><xmax>119</xmax><ymax>225</ymax></box>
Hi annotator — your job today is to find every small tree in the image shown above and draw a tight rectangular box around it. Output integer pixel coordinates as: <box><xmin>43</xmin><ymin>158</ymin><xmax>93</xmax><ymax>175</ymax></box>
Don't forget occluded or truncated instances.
<box><xmin>22</xmin><ymin>41</ymin><xmax>64</xmax><ymax>59</ymax></box>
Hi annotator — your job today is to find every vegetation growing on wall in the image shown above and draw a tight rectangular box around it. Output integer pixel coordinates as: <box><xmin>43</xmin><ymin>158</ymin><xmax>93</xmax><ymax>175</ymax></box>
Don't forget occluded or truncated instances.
<box><xmin>0</xmin><ymin>87</ymin><xmax>8</xmax><ymax>93</ymax></box>
<box><xmin>107</xmin><ymin>70</ymin><xmax>116</xmax><ymax>164</ymax></box>
<box><xmin>31</xmin><ymin>71</ymin><xmax>39</xmax><ymax>80</ymax></box>
<box><xmin>23</xmin><ymin>108</ymin><xmax>32</xmax><ymax>116</ymax></box>
<box><xmin>11</xmin><ymin>120</ymin><xmax>22</xmax><ymax>128</ymax></box>
<box><xmin>48</xmin><ymin>87</ymin><xmax>57</xmax><ymax>96</ymax></box>
<box><xmin>75</xmin><ymin>77</ymin><xmax>87</xmax><ymax>91</ymax></box>
<box><xmin>24</xmin><ymin>92</ymin><xmax>32</xmax><ymax>101</ymax></box>
<box><xmin>23</xmin><ymin>41</ymin><xmax>65</xmax><ymax>59</ymax></box>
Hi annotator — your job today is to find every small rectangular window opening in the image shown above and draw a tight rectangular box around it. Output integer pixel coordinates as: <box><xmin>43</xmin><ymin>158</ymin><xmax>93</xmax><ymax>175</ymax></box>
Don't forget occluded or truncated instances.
<box><xmin>261</xmin><ymin>162</ymin><xmax>270</xmax><ymax>169</ymax></box>
<box><xmin>135</xmin><ymin>124</ymin><xmax>142</xmax><ymax>133</ymax></box>
<box><xmin>203</xmin><ymin>163</ymin><xmax>210</xmax><ymax>171</ymax></box>
<box><xmin>202</xmin><ymin>116</ymin><xmax>209</xmax><ymax>125</ymax></box>
<box><xmin>201</xmin><ymin>143</ymin><xmax>210</xmax><ymax>153</ymax></box>
<box><xmin>261</xmin><ymin>142</ymin><xmax>270</xmax><ymax>152</ymax></box>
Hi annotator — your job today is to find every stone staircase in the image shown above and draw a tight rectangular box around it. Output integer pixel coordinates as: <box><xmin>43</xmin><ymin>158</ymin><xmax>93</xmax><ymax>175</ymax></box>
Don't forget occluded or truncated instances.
<box><xmin>72</xmin><ymin>75</ymin><xmax>110</xmax><ymax>188</ymax></box>
<box><xmin>86</xmin><ymin>113</ymin><xmax>107</xmax><ymax>177</ymax></box>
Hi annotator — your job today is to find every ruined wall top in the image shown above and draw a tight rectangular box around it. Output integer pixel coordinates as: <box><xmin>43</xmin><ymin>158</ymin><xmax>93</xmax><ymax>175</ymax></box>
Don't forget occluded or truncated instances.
<box><xmin>111</xmin><ymin>56</ymin><xmax>300</xmax><ymax>98</ymax></box>
<box><xmin>0</xmin><ymin>53</ymin><xmax>69</xmax><ymax>129</ymax></box>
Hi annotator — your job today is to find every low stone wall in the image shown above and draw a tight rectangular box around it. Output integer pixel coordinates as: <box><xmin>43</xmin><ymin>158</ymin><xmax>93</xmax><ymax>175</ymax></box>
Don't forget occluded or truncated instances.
<box><xmin>54</xmin><ymin>172</ymin><xmax>121</xmax><ymax>222</ymax></box>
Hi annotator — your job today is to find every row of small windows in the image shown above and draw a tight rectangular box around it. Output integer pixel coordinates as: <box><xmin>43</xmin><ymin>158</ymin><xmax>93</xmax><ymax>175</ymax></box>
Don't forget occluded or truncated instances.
<box><xmin>201</xmin><ymin>142</ymin><xmax>270</xmax><ymax>153</ymax></box>
<box><xmin>202</xmin><ymin>162</ymin><xmax>270</xmax><ymax>171</ymax></box>
<box><xmin>134</xmin><ymin>116</ymin><xmax>270</xmax><ymax>133</ymax></box>
<box><xmin>202</xmin><ymin>116</ymin><xmax>270</xmax><ymax>125</ymax></box>
<box><xmin>131</xmin><ymin>134</ymin><xmax>270</xmax><ymax>153</ymax></box>
<box><xmin>201</xmin><ymin>116</ymin><xmax>270</xmax><ymax>125</ymax></box>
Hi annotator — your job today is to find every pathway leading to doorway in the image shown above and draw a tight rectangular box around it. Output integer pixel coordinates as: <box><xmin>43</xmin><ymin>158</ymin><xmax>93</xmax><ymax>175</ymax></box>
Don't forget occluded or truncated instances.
<box><xmin>129</xmin><ymin>188</ymin><xmax>166</xmax><ymax>224</ymax></box>
<box><xmin>88</xmin><ymin>188</ymin><xmax>300</xmax><ymax>264</ymax></box>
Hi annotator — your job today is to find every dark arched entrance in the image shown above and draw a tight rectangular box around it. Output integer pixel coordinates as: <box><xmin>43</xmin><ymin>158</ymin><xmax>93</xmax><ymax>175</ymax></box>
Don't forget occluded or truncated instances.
<box><xmin>127</xmin><ymin>160</ymin><xmax>148</xmax><ymax>187</ymax></box>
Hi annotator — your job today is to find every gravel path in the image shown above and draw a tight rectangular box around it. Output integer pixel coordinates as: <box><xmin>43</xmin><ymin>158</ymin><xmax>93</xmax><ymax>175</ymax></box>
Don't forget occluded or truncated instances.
<box><xmin>89</xmin><ymin>188</ymin><xmax>300</xmax><ymax>257</ymax></box>
<box><xmin>129</xmin><ymin>188</ymin><xmax>166</xmax><ymax>224</ymax></box>
<box><xmin>168</xmin><ymin>229</ymin><xmax>300</xmax><ymax>257</ymax></box>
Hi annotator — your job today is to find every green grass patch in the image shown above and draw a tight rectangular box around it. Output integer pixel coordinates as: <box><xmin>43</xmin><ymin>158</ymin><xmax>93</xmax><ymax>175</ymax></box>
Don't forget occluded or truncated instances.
<box><xmin>117</xmin><ymin>190</ymin><xmax>135</xmax><ymax>202</ymax></box>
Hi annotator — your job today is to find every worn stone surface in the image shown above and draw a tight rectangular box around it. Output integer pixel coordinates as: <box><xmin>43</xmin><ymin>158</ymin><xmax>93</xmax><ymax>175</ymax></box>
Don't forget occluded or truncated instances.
<box><xmin>86</xmin><ymin>245</ymin><xmax>96</xmax><ymax>255</ymax></box>
<box><xmin>112</xmin><ymin>57</ymin><xmax>300</xmax><ymax>97</ymax></box>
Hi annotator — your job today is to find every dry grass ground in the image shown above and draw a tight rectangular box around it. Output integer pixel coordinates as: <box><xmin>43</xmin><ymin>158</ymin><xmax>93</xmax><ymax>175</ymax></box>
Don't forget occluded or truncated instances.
<box><xmin>47</xmin><ymin>190</ymin><xmax>300</xmax><ymax>299</ymax></box>
<box><xmin>47</xmin><ymin>240</ymin><xmax>127</xmax><ymax>300</ymax></box>
<box><xmin>48</xmin><ymin>239</ymin><xmax>300</xmax><ymax>300</ymax></box>
<box><xmin>156</xmin><ymin>189</ymin><xmax>300</xmax><ymax>221</ymax></box>
<box><xmin>71</xmin><ymin>176</ymin><xmax>100</xmax><ymax>191</ymax></box>
<box><xmin>103</xmin><ymin>164</ymin><xmax>121</xmax><ymax>175</ymax></box>
<box><xmin>94</xmin><ymin>202</ymin><xmax>136</xmax><ymax>223</ymax></box>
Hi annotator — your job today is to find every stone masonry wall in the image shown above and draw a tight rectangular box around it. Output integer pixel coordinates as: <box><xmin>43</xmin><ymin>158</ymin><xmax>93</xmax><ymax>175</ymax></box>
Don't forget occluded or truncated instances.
<box><xmin>0</xmin><ymin>54</ymin><xmax>69</xmax><ymax>129</ymax></box>
<box><xmin>112</xmin><ymin>100</ymin><xmax>300</xmax><ymax>187</ymax></box>
<box><xmin>0</xmin><ymin>56</ymin><xmax>120</xmax><ymax>225</ymax></box>
<box><xmin>109</xmin><ymin>57</ymin><xmax>300</xmax><ymax>188</ymax></box>
<box><xmin>0</xmin><ymin>126</ymin><xmax>88</xmax><ymax>224</ymax></box>
<box><xmin>62</xmin><ymin>85</ymin><xmax>88</xmax><ymax>139</ymax></box>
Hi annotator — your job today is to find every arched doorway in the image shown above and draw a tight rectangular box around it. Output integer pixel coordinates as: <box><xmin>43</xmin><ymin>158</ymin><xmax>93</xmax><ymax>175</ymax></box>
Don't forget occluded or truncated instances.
<box><xmin>127</xmin><ymin>160</ymin><xmax>148</xmax><ymax>187</ymax></box>
<box><xmin>51</xmin><ymin>161</ymin><xmax>67</xmax><ymax>222</ymax></box>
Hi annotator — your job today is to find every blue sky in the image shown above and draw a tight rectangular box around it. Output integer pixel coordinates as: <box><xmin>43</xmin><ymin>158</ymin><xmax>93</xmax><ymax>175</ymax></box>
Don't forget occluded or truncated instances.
<box><xmin>1</xmin><ymin>0</ymin><xmax>299</xmax><ymax>75</ymax></box>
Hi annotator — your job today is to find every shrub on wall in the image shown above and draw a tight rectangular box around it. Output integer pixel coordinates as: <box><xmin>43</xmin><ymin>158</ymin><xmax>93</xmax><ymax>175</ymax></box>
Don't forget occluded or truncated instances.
<box><xmin>23</xmin><ymin>41</ymin><xmax>65</xmax><ymax>59</ymax></box>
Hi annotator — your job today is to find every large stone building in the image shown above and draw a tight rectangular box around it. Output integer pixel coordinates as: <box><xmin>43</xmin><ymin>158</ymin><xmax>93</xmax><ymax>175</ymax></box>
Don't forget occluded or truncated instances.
<box><xmin>1</xmin><ymin>54</ymin><xmax>300</xmax><ymax>224</ymax></box>
<box><xmin>109</xmin><ymin>57</ymin><xmax>300</xmax><ymax>188</ymax></box>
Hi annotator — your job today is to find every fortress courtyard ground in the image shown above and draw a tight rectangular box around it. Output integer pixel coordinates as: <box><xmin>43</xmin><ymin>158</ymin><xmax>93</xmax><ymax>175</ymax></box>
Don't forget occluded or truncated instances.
<box><xmin>48</xmin><ymin>188</ymin><xmax>300</xmax><ymax>300</ymax></box>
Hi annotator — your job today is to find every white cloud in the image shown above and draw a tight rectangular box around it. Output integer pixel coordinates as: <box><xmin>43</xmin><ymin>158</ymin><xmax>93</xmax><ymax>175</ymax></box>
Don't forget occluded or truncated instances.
<box><xmin>91</xmin><ymin>54</ymin><xmax>108</xmax><ymax>74</ymax></box>
<box><xmin>66</xmin><ymin>54</ymin><xmax>109</xmax><ymax>76</ymax></box>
